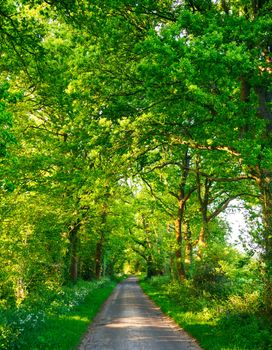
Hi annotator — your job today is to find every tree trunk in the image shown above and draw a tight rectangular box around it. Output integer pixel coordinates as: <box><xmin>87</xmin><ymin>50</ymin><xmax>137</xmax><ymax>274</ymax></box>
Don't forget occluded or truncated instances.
<box><xmin>198</xmin><ymin>226</ymin><xmax>206</xmax><ymax>247</ymax></box>
<box><xmin>258</xmin><ymin>170</ymin><xmax>272</xmax><ymax>313</ymax></box>
<box><xmin>256</xmin><ymin>86</ymin><xmax>272</xmax><ymax>131</ymax></box>
<box><xmin>95</xmin><ymin>206</ymin><xmax>107</xmax><ymax>279</ymax></box>
<box><xmin>197</xmin><ymin>220</ymin><xmax>209</xmax><ymax>259</ymax></box>
<box><xmin>69</xmin><ymin>221</ymin><xmax>80</xmax><ymax>282</ymax></box>
<box><xmin>172</xmin><ymin>148</ymin><xmax>193</xmax><ymax>280</ymax></box>
<box><xmin>146</xmin><ymin>255</ymin><xmax>156</xmax><ymax>278</ymax></box>
<box><xmin>254</xmin><ymin>67</ymin><xmax>272</xmax><ymax>313</ymax></box>
<box><xmin>184</xmin><ymin>220</ymin><xmax>193</xmax><ymax>275</ymax></box>
<box><xmin>95</xmin><ymin>234</ymin><xmax>104</xmax><ymax>279</ymax></box>
<box><xmin>167</xmin><ymin>222</ymin><xmax>175</xmax><ymax>278</ymax></box>
<box><xmin>241</xmin><ymin>77</ymin><xmax>251</xmax><ymax>103</ymax></box>
<box><xmin>175</xmin><ymin>200</ymin><xmax>186</xmax><ymax>280</ymax></box>
<box><xmin>195</xmin><ymin>164</ymin><xmax>210</xmax><ymax>259</ymax></box>
<box><xmin>221</xmin><ymin>0</ymin><xmax>229</xmax><ymax>14</ymax></box>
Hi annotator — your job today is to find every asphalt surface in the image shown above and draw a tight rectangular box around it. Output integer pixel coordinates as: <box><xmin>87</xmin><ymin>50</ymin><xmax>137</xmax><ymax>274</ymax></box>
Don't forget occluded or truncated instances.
<box><xmin>78</xmin><ymin>277</ymin><xmax>202</xmax><ymax>350</ymax></box>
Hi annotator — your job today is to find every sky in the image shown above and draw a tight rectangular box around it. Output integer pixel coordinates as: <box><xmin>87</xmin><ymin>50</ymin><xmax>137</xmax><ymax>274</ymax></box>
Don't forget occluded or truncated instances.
<box><xmin>221</xmin><ymin>200</ymin><xmax>252</xmax><ymax>252</ymax></box>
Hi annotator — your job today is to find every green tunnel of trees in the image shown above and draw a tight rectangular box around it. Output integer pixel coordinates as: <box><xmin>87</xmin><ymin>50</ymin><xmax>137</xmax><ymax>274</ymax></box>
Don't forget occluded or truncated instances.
<box><xmin>0</xmin><ymin>0</ymin><xmax>272</xmax><ymax>315</ymax></box>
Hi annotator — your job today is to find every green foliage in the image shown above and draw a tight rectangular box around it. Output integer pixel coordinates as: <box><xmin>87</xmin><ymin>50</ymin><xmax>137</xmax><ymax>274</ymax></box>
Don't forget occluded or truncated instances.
<box><xmin>141</xmin><ymin>274</ymin><xmax>272</xmax><ymax>350</ymax></box>
<box><xmin>0</xmin><ymin>1</ymin><xmax>272</xmax><ymax>347</ymax></box>
<box><xmin>192</xmin><ymin>243</ymin><xmax>261</xmax><ymax>298</ymax></box>
<box><xmin>0</xmin><ymin>278</ymin><xmax>115</xmax><ymax>350</ymax></box>
<box><xmin>0</xmin><ymin>83</ymin><xmax>16</xmax><ymax>158</ymax></box>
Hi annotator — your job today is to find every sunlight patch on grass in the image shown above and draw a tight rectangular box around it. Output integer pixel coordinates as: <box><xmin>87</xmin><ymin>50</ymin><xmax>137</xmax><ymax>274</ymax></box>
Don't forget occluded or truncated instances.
<box><xmin>17</xmin><ymin>279</ymin><xmax>116</xmax><ymax>350</ymax></box>
<box><xmin>140</xmin><ymin>278</ymin><xmax>272</xmax><ymax>350</ymax></box>
<box><xmin>60</xmin><ymin>315</ymin><xmax>90</xmax><ymax>322</ymax></box>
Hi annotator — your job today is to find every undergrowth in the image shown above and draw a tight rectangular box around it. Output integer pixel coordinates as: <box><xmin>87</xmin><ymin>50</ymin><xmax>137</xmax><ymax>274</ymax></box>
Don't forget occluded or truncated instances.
<box><xmin>140</xmin><ymin>276</ymin><xmax>272</xmax><ymax>350</ymax></box>
<box><xmin>0</xmin><ymin>278</ymin><xmax>116</xmax><ymax>350</ymax></box>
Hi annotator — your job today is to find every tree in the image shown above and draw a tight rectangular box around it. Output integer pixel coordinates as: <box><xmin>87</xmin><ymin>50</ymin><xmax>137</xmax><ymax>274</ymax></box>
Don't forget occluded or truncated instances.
<box><xmin>114</xmin><ymin>0</ymin><xmax>272</xmax><ymax>310</ymax></box>
<box><xmin>1</xmin><ymin>0</ymin><xmax>271</xmax><ymax>315</ymax></box>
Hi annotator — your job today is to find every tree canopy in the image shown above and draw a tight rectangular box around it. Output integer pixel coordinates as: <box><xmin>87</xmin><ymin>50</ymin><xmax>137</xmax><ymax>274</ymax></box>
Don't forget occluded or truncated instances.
<box><xmin>0</xmin><ymin>0</ymin><xmax>272</xmax><ymax>315</ymax></box>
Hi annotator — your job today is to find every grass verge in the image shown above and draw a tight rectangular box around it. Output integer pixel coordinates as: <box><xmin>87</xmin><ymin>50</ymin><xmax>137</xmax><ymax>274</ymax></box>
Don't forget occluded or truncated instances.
<box><xmin>140</xmin><ymin>276</ymin><xmax>272</xmax><ymax>350</ymax></box>
<box><xmin>1</xmin><ymin>278</ymin><xmax>116</xmax><ymax>350</ymax></box>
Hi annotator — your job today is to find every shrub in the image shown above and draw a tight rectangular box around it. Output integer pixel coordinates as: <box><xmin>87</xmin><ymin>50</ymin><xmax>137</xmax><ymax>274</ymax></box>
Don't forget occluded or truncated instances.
<box><xmin>0</xmin><ymin>278</ymin><xmax>111</xmax><ymax>349</ymax></box>
<box><xmin>141</xmin><ymin>275</ymin><xmax>272</xmax><ymax>350</ymax></box>
<box><xmin>0</xmin><ymin>307</ymin><xmax>45</xmax><ymax>349</ymax></box>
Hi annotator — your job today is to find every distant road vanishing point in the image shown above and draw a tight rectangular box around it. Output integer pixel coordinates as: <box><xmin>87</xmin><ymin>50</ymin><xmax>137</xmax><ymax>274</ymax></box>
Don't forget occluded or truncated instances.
<box><xmin>78</xmin><ymin>277</ymin><xmax>202</xmax><ymax>350</ymax></box>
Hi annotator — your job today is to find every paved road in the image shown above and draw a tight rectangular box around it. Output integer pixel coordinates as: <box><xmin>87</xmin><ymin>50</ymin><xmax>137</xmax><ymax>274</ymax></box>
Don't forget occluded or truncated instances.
<box><xmin>78</xmin><ymin>277</ymin><xmax>202</xmax><ymax>350</ymax></box>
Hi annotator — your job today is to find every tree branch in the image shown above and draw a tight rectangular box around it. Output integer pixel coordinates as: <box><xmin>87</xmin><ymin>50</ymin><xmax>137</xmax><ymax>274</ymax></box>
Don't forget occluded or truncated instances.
<box><xmin>208</xmin><ymin>175</ymin><xmax>255</xmax><ymax>182</ymax></box>
<box><xmin>140</xmin><ymin>176</ymin><xmax>175</xmax><ymax>217</ymax></box>
<box><xmin>170</xmin><ymin>136</ymin><xmax>241</xmax><ymax>156</ymax></box>
<box><xmin>207</xmin><ymin>192</ymin><xmax>258</xmax><ymax>222</ymax></box>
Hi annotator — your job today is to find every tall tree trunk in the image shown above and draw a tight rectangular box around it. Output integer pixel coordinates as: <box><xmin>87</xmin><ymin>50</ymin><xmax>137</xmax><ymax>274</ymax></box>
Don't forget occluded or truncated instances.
<box><xmin>258</xmin><ymin>169</ymin><xmax>272</xmax><ymax>313</ymax></box>
<box><xmin>256</xmin><ymin>86</ymin><xmax>272</xmax><ymax>132</ymax></box>
<box><xmin>173</xmin><ymin>148</ymin><xmax>194</xmax><ymax>280</ymax></box>
<box><xmin>95</xmin><ymin>205</ymin><xmax>107</xmax><ymax>279</ymax></box>
<box><xmin>146</xmin><ymin>255</ymin><xmax>156</xmax><ymax>278</ymax></box>
<box><xmin>175</xmin><ymin>200</ymin><xmax>186</xmax><ymax>280</ymax></box>
<box><xmin>184</xmin><ymin>220</ymin><xmax>193</xmax><ymax>275</ymax></box>
<box><xmin>196</xmin><ymin>160</ymin><xmax>210</xmax><ymax>258</ymax></box>
<box><xmin>241</xmin><ymin>77</ymin><xmax>251</xmax><ymax>103</ymax></box>
<box><xmin>167</xmin><ymin>222</ymin><xmax>175</xmax><ymax>278</ymax></box>
<box><xmin>254</xmin><ymin>68</ymin><xmax>272</xmax><ymax>312</ymax></box>
<box><xmin>197</xmin><ymin>220</ymin><xmax>209</xmax><ymax>259</ymax></box>
<box><xmin>69</xmin><ymin>221</ymin><xmax>80</xmax><ymax>282</ymax></box>
<box><xmin>95</xmin><ymin>233</ymin><xmax>105</xmax><ymax>279</ymax></box>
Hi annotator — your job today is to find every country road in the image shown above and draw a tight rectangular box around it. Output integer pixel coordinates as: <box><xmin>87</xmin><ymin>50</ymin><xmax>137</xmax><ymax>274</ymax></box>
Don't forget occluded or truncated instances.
<box><xmin>78</xmin><ymin>277</ymin><xmax>202</xmax><ymax>350</ymax></box>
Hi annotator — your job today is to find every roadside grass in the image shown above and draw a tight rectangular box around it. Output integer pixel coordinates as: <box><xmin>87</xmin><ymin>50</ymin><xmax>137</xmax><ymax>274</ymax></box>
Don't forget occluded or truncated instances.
<box><xmin>0</xmin><ymin>278</ymin><xmax>116</xmax><ymax>350</ymax></box>
<box><xmin>140</xmin><ymin>276</ymin><xmax>272</xmax><ymax>350</ymax></box>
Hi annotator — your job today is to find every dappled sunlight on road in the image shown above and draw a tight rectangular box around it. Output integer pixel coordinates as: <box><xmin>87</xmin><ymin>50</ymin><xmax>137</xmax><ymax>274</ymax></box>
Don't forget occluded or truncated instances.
<box><xmin>105</xmin><ymin>316</ymin><xmax>170</xmax><ymax>328</ymax></box>
<box><xmin>78</xmin><ymin>277</ymin><xmax>202</xmax><ymax>350</ymax></box>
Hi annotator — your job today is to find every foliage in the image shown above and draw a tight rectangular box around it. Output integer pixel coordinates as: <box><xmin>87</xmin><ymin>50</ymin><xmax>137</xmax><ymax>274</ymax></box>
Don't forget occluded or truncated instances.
<box><xmin>0</xmin><ymin>0</ymin><xmax>272</xmax><ymax>347</ymax></box>
<box><xmin>141</xmin><ymin>273</ymin><xmax>272</xmax><ymax>350</ymax></box>
<box><xmin>192</xmin><ymin>242</ymin><xmax>262</xmax><ymax>298</ymax></box>
<box><xmin>0</xmin><ymin>278</ymin><xmax>115</xmax><ymax>350</ymax></box>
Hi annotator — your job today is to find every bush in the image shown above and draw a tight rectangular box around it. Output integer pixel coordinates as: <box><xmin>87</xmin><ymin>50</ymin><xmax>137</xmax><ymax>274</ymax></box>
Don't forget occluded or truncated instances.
<box><xmin>192</xmin><ymin>245</ymin><xmax>262</xmax><ymax>299</ymax></box>
<box><xmin>141</xmin><ymin>275</ymin><xmax>272</xmax><ymax>350</ymax></box>
<box><xmin>0</xmin><ymin>307</ymin><xmax>45</xmax><ymax>349</ymax></box>
<box><xmin>192</xmin><ymin>262</ymin><xmax>231</xmax><ymax>297</ymax></box>
<box><xmin>0</xmin><ymin>278</ymin><xmax>112</xmax><ymax>349</ymax></box>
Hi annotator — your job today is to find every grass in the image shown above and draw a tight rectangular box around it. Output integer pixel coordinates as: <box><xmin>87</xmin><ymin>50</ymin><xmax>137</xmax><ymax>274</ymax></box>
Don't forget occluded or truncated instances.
<box><xmin>140</xmin><ymin>276</ymin><xmax>272</xmax><ymax>350</ymax></box>
<box><xmin>1</xmin><ymin>278</ymin><xmax>116</xmax><ymax>350</ymax></box>
<box><xmin>25</xmin><ymin>284</ymin><xmax>115</xmax><ymax>350</ymax></box>
<box><xmin>27</xmin><ymin>285</ymin><xmax>114</xmax><ymax>350</ymax></box>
